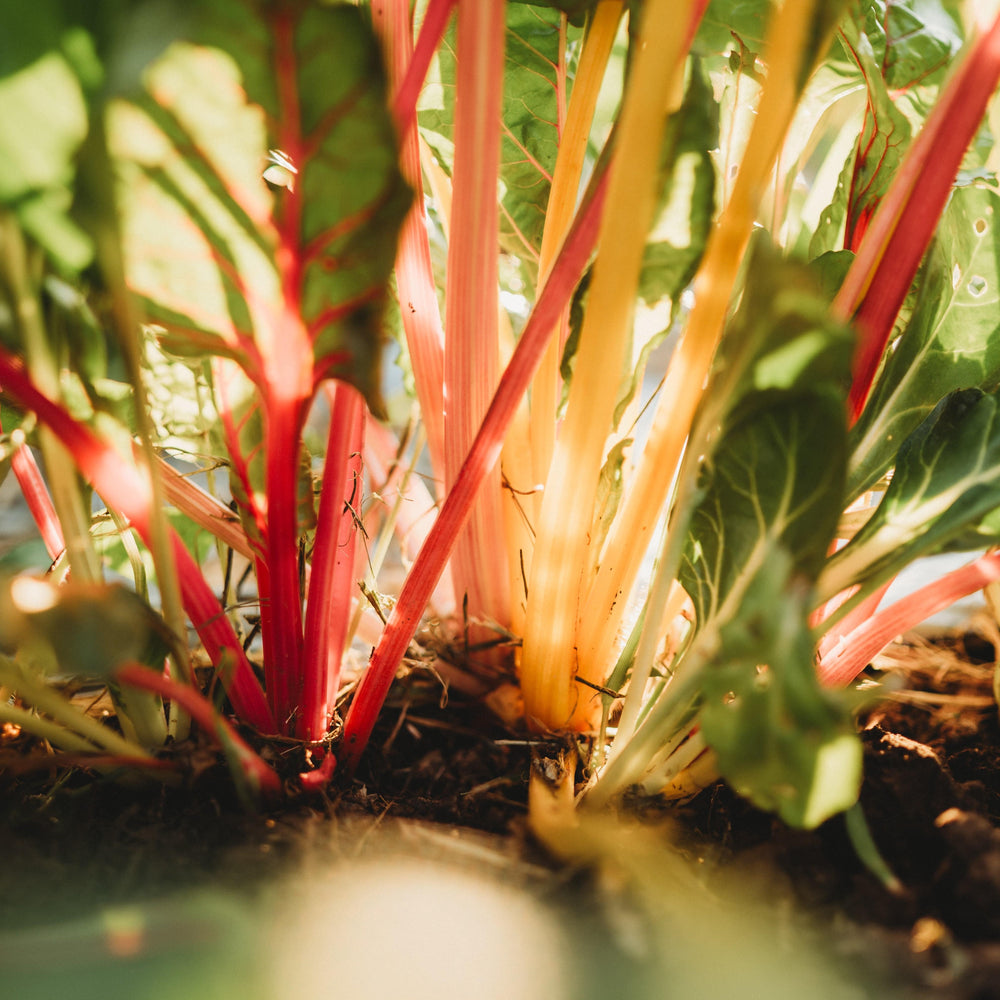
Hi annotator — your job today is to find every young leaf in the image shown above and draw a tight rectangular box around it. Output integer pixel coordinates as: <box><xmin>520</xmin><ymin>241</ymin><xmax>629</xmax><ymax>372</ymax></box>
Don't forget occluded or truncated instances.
<box><xmin>825</xmin><ymin>22</ymin><xmax>912</xmax><ymax>252</ymax></box>
<box><xmin>698</xmin><ymin>551</ymin><xmax>863</xmax><ymax>828</ymax></box>
<box><xmin>808</xmin><ymin>0</ymin><xmax>963</xmax><ymax>257</ymax></box>
<box><xmin>680</xmin><ymin>397</ymin><xmax>848</xmax><ymax>632</ymax></box>
<box><xmin>847</xmin><ymin>185</ymin><xmax>1000</xmax><ymax>498</ymax></box>
<box><xmin>822</xmin><ymin>387</ymin><xmax>1000</xmax><ymax>603</ymax></box>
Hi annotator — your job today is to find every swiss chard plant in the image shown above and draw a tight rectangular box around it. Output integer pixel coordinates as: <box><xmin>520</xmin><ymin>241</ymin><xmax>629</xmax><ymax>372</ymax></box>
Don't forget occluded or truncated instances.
<box><xmin>3</xmin><ymin>0</ymin><xmax>1000</xmax><ymax>831</ymax></box>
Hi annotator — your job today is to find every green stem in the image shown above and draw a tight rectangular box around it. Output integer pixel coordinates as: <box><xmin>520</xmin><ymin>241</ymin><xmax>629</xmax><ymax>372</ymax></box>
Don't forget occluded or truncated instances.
<box><xmin>0</xmin><ymin>654</ymin><xmax>151</xmax><ymax>758</ymax></box>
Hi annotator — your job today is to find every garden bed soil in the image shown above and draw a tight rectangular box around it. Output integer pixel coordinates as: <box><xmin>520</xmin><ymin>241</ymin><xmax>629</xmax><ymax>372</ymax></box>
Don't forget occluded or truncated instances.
<box><xmin>3</xmin><ymin>625</ymin><xmax>1000</xmax><ymax>997</ymax></box>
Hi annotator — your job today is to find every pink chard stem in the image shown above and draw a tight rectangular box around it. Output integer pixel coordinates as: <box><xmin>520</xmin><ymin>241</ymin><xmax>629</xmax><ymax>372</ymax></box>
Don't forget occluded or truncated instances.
<box><xmin>117</xmin><ymin>662</ymin><xmax>282</xmax><ymax>797</ymax></box>
<box><xmin>258</xmin><ymin>7</ymin><xmax>324</xmax><ymax>733</ymax></box>
<box><xmin>443</xmin><ymin>0</ymin><xmax>511</xmax><ymax>633</ymax></box>
<box><xmin>372</xmin><ymin>0</ymin><xmax>449</xmax><ymax>483</ymax></box>
<box><xmin>818</xmin><ymin>552</ymin><xmax>1000</xmax><ymax>687</ymax></box>
<box><xmin>300</xmin><ymin>381</ymin><xmax>365</xmax><ymax>742</ymax></box>
<box><xmin>391</xmin><ymin>0</ymin><xmax>460</xmax><ymax>134</ymax></box>
<box><xmin>0</xmin><ymin>351</ymin><xmax>276</xmax><ymax>733</ymax></box>
<box><xmin>8</xmin><ymin>429</ymin><xmax>65</xmax><ymax>562</ymax></box>
<box><xmin>339</xmin><ymin>173</ymin><xmax>608</xmax><ymax>770</ymax></box>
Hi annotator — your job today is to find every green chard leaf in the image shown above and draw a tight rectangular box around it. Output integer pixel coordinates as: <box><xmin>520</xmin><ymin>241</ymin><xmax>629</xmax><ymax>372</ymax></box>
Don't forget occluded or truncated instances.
<box><xmin>823</xmin><ymin>388</ymin><xmax>1000</xmax><ymax>602</ymax></box>
<box><xmin>679</xmin><ymin>399</ymin><xmax>861</xmax><ymax>827</ymax></box>
<box><xmin>848</xmin><ymin>185</ymin><xmax>1000</xmax><ymax>498</ymax></box>
<box><xmin>809</xmin><ymin>0</ymin><xmax>964</xmax><ymax>258</ymax></box>
<box><xmin>676</xmin><ymin>247</ymin><xmax>860</xmax><ymax>827</ymax></box>
<box><xmin>0</xmin><ymin>4</ymin><xmax>93</xmax><ymax>272</ymax></box>
<box><xmin>0</xmin><ymin>578</ymin><xmax>173</xmax><ymax>679</ymax></box>
<box><xmin>638</xmin><ymin>60</ymin><xmax>717</xmax><ymax>308</ymax></box>
<box><xmin>693</xmin><ymin>0</ymin><xmax>772</xmax><ymax>55</ymax></box>
<box><xmin>419</xmin><ymin>4</ymin><xmax>573</xmax><ymax>285</ymax></box>
<box><xmin>699</xmin><ymin>553</ymin><xmax>863</xmax><ymax>828</ymax></box>
<box><xmin>811</xmin><ymin>15</ymin><xmax>912</xmax><ymax>256</ymax></box>
<box><xmin>110</xmin><ymin>0</ymin><xmax>409</xmax><ymax>408</ymax></box>
<box><xmin>872</xmin><ymin>0</ymin><xmax>963</xmax><ymax>96</ymax></box>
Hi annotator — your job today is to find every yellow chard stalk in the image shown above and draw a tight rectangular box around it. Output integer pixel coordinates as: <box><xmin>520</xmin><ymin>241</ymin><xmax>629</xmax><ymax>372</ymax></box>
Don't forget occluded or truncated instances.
<box><xmin>574</xmin><ymin>0</ymin><xmax>827</xmax><ymax>719</ymax></box>
<box><xmin>519</xmin><ymin>0</ymin><xmax>698</xmax><ymax>731</ymax></box>
<box><xmin>504</xmin><ymin>0</ymin><xmax>624</xmax><ymax>637</ymax></box>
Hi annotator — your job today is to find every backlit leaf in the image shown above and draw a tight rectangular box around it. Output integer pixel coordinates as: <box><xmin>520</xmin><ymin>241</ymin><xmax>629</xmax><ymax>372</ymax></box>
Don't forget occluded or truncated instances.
<box><xmin>111</xmin><ymin>0</ymin><xmax>409</xmax><ymax>406</ymax></box>
<box><xmin>847</xmin><ymin>185</ymin><xmax>1000</xmax><ymax>498</ymax></box>
<box><xmin>824</xmin><ymin>388</ymin><xmax>1000</xmax><ymax>599</ymax></box>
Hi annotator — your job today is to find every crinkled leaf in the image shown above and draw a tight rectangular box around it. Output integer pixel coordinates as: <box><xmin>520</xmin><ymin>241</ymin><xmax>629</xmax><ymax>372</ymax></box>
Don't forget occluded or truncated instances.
<box><xmin>419</xmin><ymin>4</ymin><xmax>572</xmax><ymax>284</ymax></box>
<box><xmin>872</xmin><ymin>0</ymin><xmax>963</xmax><ymax>94</ymax></box>
<box><xmin>847</xmin><ymin>186</ymin><xmax>1000</xmax><ymax>498</ymax></box>
<box><xmin>825</xmin><ymin>388</ymin><xmax>1000</xmax><ymax>598</ymax></box>
<box><xmin>111</xmin><ymin>1</ymin><xmax>408</xmax><ymax>407</ymax></box>
<box><xmin>142</xmin><ymin>333</ymin><xmax>222</xmax><ymax>462</ymax></box>
<box><xmin>680</xmin><ymin>396</ymin><xmax>848</xmax><ymax>629</ymax></box>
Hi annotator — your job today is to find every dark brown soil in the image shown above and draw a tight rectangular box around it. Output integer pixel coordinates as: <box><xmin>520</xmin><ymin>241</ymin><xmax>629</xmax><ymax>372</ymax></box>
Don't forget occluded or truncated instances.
<box><xmin>4</xmin><ymin>628</ymin><xmax>1000</xmax><ymax>997</ymax></box>
<box><xmin>673</xmin><ymin>625</ymin><xmax>1000</xmax><ymax>998</ymax></box>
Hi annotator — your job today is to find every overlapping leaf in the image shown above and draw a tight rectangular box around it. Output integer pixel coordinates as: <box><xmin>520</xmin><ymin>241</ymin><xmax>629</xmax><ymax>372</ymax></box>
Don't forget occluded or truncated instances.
<box><xmin>809</xmin><ymin>0</ymin><xmax>964</xmax><ymax>256</ymax></box>
<box><xmin>847</xmin><ymin>185</ymin><xmax>1000</xmax><ymax>498</ymax></box>
<box><xmin>824</xmin><ymin>388</ymin><xmax>1000</xmax><ymax>600</ymax></box>
<box><xmin>676</xmin><ymin>249</ymin><xmax>859</xmax><ymax>827</ymax></box>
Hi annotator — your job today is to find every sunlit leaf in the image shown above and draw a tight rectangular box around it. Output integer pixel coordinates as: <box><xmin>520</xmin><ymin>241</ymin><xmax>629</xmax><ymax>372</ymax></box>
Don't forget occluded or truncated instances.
<box><xmin>111</xmin><ymin>1</ymin><xmax>409</xmax><ymax>406</ymax></box>
<box><xmin>675</xmin><ymin>248</ymin><xmax>858</xmax><ymax>827</ymax></box>
<box><xmin>809</xmin><ymin>0</ymin><xmax>964</xmax><ymax>257</ymax></box>
<box><xmin>0</xmin><ymin>34</ymin><xmax>92</xmax><ymax>271</ymax></box>
<box><xmin>824</xmin><ymin>387</ymin><xmax>1000</xmax><ymax>599</ymax></box>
